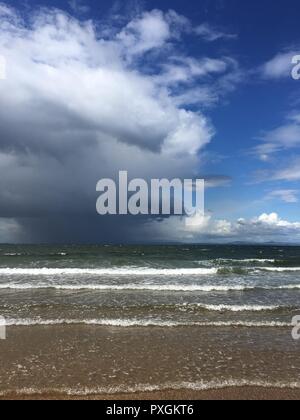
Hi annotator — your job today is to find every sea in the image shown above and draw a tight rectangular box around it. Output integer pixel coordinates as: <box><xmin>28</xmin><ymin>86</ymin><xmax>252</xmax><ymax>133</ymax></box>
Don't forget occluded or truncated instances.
<box><xmin>0</xmin><ymin>244</ymin><xmax>299</xmax><ymax>396</ymax></box>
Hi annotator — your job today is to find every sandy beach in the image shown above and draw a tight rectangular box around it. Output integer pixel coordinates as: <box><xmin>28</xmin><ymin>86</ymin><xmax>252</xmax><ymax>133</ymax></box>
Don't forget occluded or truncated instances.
<box><xmin>2</xmin><ymin>387</ymin><xmax>300</xmax><ymax>400</ymax></box>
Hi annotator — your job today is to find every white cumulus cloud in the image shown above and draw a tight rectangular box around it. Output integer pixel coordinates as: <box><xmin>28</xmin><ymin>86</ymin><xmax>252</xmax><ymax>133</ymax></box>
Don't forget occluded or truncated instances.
<box><xmin>251</xmin><ymin>112</ymin><xmax>300</xmax><ymax>160</ymax></box>
<box><xmin>144</xmin><ymin>212</ymin><xmax>300</xmax><ymax>243</ymax></box>
<box><xmin>261</xmin><ymin>50</ymin><xmax>299</xmax><ymax>79</ymax></box>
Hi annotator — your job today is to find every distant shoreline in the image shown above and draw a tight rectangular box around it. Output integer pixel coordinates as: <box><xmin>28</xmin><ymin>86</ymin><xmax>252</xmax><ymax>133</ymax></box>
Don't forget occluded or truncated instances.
<box><xmin>1</xmin><ymin>243</ymin><xmax>300</xmax><ymax>246</ymax></box>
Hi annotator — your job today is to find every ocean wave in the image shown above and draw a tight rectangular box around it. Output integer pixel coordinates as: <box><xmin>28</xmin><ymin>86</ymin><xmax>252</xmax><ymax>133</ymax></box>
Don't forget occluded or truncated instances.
<box><xmin>4</xmin><ymin>318</ymin><xmax>292</xmax><ymax>327</ymax></box>
<box><xmin>3</xmin><ymin>253</ymin><xmax>23</xmax><ymax>257</ymax></box>
<box><xmin>1</xmin><ymin>266</ymin><xmax>300</xmax><ymax>277</ymax></box>
<box><xmin>0</xmin><ymin>283</ymin><xmax>247</xmax><ymax>291</ymax></box>
<box><xmin>150</xmin><ymin>303</ymin><xmax>287</xmax><ymax>312</ymax></box>
<box><xmin>257</xmin><ymin>267</ymin><xmax>300</xmax><ymax>272</ymax></box>
<box><xmin>0</xmin><ymin>283</ymin><xmax>300</xmax><ymax>292</ymax></box>
<box><xmin>216</xmin><ymin>259</ymin><xmax>276</xmax><ymax>263</ymax></box>
<box><xmin>227</xmin><ymin>267</ymin><xmax>300</xmax><ymax>275</ymax></box>
<box><xmin>0</xmin><ymin>267</ymin><xmax>218</xmax><ymax>276</ymax></box>
<box><xmin>182</xmin><ymin>303</ymin><xmax>286</xmax><ymax>312</ymax></box>
<box><xmin>0</xmin><ymin>302</ymin><xmax>289</xmax><ymax>314</ymax></box>
<box><xmin>1</xmin><ymin>380</ymin><xmax>300</xmax><ymax>397</ymax></box>
<box><xmin>2</xmin><ymin>253</ymin><xmax>68</xmax><ymax>257</ymax></box>
<box><xmin>217</xmin><ymin>267</ymin><xmax>249</xmax><ymax>275</ymax></box>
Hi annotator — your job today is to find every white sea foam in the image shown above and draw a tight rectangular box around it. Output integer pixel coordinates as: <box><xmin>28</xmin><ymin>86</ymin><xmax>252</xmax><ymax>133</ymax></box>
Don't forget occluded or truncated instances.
<box><xmin>0</xmin><ymin>266</ymin><xmax>299</xmax><ymax>278</ymax></box>
<box><xmin>189</xmin><ymin>304</ymin><xmax>283</xmax><ymax>312</ymax></box>
<box><xmin>0</xmin><ymin>282</ymin><xmax>299</xmax><ymax>292</ymax></box>
<box><xmin>0</xmin><ymin>267</ymin><xmax>218</xmax><ymax>276</ymax></box>
<box><xmin>4</xmin><ymin>318</ymin><xmax>292</xmax><ymax>328</ymax></box>
<box><xmin>216</xmin><ymin>259</ymin><xmax>276</xmax><ymax>263</ymax></box>
<box><xmin>258</xmin><ymin>267</ymin><xmax>300</xmax><ymax>272</ymax></box>
<box><xmin>0</xmin><ymin>283</ymin><xmax>256</xmax><ymax>291</ymax></box>
<box><xmin>1</xmin><ymin>379</ymin><xmax>300</xmax><ymax>397</ymax></box>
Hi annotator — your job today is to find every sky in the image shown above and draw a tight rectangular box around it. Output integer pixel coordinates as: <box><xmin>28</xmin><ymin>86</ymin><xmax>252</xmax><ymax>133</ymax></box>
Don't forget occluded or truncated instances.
<box><xmin>0</xmin><ymin>0</ymin><xmax>300</xmax><ymax>243</ymax></box>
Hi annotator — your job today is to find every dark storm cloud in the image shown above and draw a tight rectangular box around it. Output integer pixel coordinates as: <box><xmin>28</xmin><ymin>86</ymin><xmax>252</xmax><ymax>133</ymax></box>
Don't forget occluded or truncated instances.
<box><xmin>0</xmin><ymin>3</ymin><xmax>238</xmax><ymax>243</ymax></box>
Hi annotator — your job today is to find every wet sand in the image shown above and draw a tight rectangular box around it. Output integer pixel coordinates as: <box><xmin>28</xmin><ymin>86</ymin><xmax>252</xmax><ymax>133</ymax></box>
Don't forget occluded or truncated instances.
<box><xmin>2</xmin><ymin>387</ymin><xmax>300</xmax><ymax>400</ymax></box>
<box><xmin>0</xmin><ymin>325</ymin><xmax>299</xmax><ymax>400</ymax></box>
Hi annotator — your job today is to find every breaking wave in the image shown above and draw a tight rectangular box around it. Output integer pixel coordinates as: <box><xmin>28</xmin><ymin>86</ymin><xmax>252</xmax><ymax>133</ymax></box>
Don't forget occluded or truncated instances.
<box><xmin>0</xmin><ymin>267</ymin><xmax>218</xmax><ymax>276</ymax></box>
<box><xmin>4</xmin><ymin>318</ymin><xmax>292</xmax><ymax>328</ymax></box>
<box><xmin>0</xmin><ymin>283</ymin><xmax>300</xmax><ymax>292</ymax></box>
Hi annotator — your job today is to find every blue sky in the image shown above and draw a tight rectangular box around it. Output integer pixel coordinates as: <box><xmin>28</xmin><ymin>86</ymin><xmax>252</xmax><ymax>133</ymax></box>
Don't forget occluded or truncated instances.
<box><xmin>0</xmin><ymin>0</ymin><xmax>300</xmax><ymax>243</ymax></box>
